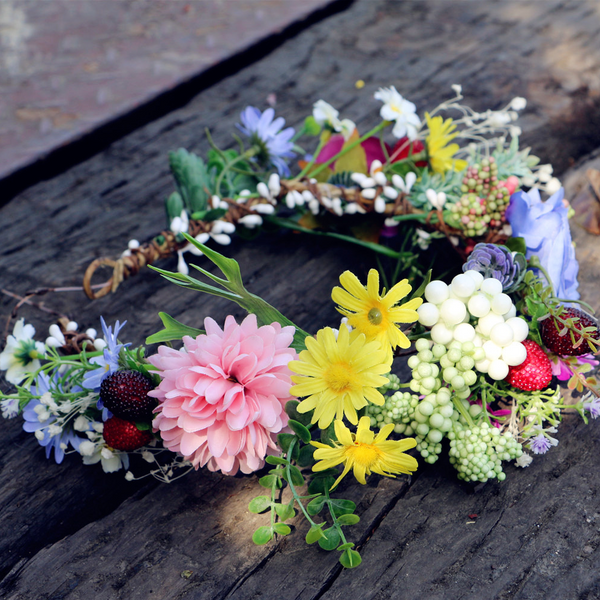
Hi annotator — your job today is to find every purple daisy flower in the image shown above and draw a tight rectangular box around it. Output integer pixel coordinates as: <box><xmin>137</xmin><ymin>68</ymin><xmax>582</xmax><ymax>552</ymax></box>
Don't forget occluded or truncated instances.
<box><xmin>237</xmin><ymin>106</ymin><xmax>295</xmax><ymax>176</ymax></box>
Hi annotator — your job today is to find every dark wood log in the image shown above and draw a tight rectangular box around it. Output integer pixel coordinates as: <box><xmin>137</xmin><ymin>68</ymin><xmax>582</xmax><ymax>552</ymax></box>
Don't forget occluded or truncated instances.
<box><xmin>2</xmin><ymin>1</ymin><xmax>600</xmax><ymax>598</ymax></box>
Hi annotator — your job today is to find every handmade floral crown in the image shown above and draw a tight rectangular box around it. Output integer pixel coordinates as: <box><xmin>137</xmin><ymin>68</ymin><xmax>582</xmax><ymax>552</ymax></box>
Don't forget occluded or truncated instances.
<box><xmin>2</xmin><ymin>86</ymin><xmax>598</xmax><ymax>570</ymax></box>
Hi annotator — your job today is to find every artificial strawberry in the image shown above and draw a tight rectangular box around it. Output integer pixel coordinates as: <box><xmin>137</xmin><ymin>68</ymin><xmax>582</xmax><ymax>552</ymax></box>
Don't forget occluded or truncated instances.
<box><xmin>505</xmin><ymin>340</ymin><xmax>553</xmax><ymax>391</ymax></box>
<box><xmin>100</xmin><ymin>369</ymin><xmax>156</xmax><ymax>420</ymax></box>
<box><xmin>103</xmin><ymin>416</ymin><xmax>153</xmax><ymax>451</ymax></box>
<box><xmin>540</xmin><ymin>308</ymin><xmax>600</xmax><ymax>356</ymax></box>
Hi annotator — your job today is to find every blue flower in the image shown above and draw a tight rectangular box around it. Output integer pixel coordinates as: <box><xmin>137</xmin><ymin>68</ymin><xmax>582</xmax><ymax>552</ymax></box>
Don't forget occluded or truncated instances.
<box><xmin>583</xmin><ymin>395</ymin><xmax>600</xmax><ymax>419</ymax></box>
<box><xmin>506</xmin><ymin>187</ymin><xmax>580</xmax><ymax>300</ymax></box>
<box><xmin>237</xmin><ymin>106</ymin><xmax>295</xmax><ymax>176</ymax></box>
<box><xmin>82</xmin><ymin>318</ymin><xmax>128</xmax><ymax>391</ymax></box>
<box><xmin>22</xmin><ymin>373</ymin><xmax>86</xmax><ymax>464</ymax></box>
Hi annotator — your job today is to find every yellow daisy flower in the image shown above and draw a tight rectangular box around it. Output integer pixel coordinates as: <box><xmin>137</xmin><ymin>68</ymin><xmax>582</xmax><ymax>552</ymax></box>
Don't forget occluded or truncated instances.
<box><xmin>425</xmin><ymin>112</ymin><xmax>468</xmax><ymax>174</ymax></box>
<box><xmin>311</xmin><ymin>417</ymin><xmax>418</xmax><ymax>489</ymax></box>
<box><xmin>331</xmin><ymin>269</ymin><xmax>422</xmax><ymax>360</ymax></box>
<box><xmin>289</xmin><ymin>325</ymin><xmax>390</xmax><ymax>429</ymax></box>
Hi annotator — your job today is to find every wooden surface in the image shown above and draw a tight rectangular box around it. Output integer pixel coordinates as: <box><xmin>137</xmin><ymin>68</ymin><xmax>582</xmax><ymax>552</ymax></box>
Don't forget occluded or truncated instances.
<box><xmin>2</xmin><ymin>1</ymin><xmax>600</xmax><ymax>598</ymax></box>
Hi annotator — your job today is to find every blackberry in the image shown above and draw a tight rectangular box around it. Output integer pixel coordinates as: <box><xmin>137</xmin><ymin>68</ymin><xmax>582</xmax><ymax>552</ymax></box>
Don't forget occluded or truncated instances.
<box><xmin>100</xmin><ymin>370</ymin><xmax>157</xmax><ymax>420</ymax></box>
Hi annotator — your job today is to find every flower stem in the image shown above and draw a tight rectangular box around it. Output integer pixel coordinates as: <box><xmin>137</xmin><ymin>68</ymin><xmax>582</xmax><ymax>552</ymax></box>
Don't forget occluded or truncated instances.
<box><xmin>296</xmin><ymin>136</ymin><xmax>328</xmax><ymax>179</ymax></box>
<box><xmin>285</xmin><ymin>438</ymin><xmax>319</xmax><ymax>527</ymax></box>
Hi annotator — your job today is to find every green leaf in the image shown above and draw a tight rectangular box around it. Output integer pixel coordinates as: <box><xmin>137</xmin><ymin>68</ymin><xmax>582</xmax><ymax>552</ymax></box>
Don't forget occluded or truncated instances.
<box><xmin>306</xmin><ymin>495</ymin><xmax>326</xmax><ymax>516</ymax></box>
<box><xmin>190</xmin><ymin>208</ymin><xmax>228</xmax><ymax>222</ymax></box>
<box><xmin>265</xmin><ymin>455</ymin><xmax>289</xmax><ymax>466</ymax></box>
<box><xmin>336</xmin><ymin>542</ymin><xmax>355</xmax><ymax>551</ymax></box>
<box><xmin>252</xmin><ymin>526</ymin><xmax>274</xmax><ymax>545</ymax></box>
<box><xmin>318</xmin><ymin>527</ymin><xmax>341</xmax><ymax>551</ymax></box>
<box><xmin>297</xmin><ymin>444</ymin><xmax>316</xmax><ymax>468</ymax></box>
<box><xmin>288</xmin><ymin>419</ymin><xmax>311</xmax><ymax>443</ymax></box>
<box><xmin>505</xmin><ymin>236</ymin><xmax>527</xmax><ymax>255</ymax></box>
<box><xmin>304</xmin><ymin>115</ymin><xmax>322</xmax><ymax>136</ymax></box>
<box><xmin>339</xmin><ymin>549</ymin><xmax>362</xmax><ymax>568</ymax></box>
<box><xmin>330</xmin><ymin>499</ymin><xmax>356</xmax><ymax>517</ymax></box>
<box><xmin>305</xmin><ymin>524</ymin><xmax>326</xmax><ymax>544</ymax></box>
<box><xmin>308</xmin><ymin>474</ymin><xmax>337</xmax><ymax>495</ymax></box>
<box><xmin>169</xmin><ymin>149</ymin><xmax>211</xmax><ymax>213</ymax></box>
<box><xmin>248</xmin><ymin>496</ymin><xmax>272</xmax><ymax>514</ymax></box>
<box><xmin>146</xmin><ymin>312</ymin><xmax>204</xmax><ymax>345</ymax></box>
<box><xmin>273</xmin><ymin>523</ymin><xmax>291</xmax><ymax>536</ymax></box>
<box><xmin>277</xmin><ymin>433</ymin><xmax>296</xmax><ymax>454</ymax></box>
<box><xmin>285</xmin><ymin>400</ymin><xmax>312</xmax><ymax>426</ymax></box>
<box><xmin>337</xmin><ymin>513</ymin><xmax>360</xmax><ymax>526</ymax></box>
<box><xmin>410</xmin><ymin>269</ymin><xmax>432</xmax><ymax>301</ymax></box>
<box><xmin>259</xmin><ymin>475</ymin><xmax>281</xmax><ymax>489</ymax></box>
<box><xmin>274</xmin><ymin>503</ymin><xmax>295</xmax><ymax>521</ymax></box>
<box><xmin>288</xmin><ymin>465</ymin><xmax>305</xmax><ymax>487</ymax></box>
<box><xmin>165</xmin><ymin>191</ymin><xmax>184</xmax><ymax>221</ymax></box>
<box><xmin>134</xmin><ymin>421</ymin><xmax>152</xmax><ymax>431</ymax></box>
<box><xmin>320</xmin><ymin>422</ymin><xmax>337</xmax><ymax>446</ymax></box>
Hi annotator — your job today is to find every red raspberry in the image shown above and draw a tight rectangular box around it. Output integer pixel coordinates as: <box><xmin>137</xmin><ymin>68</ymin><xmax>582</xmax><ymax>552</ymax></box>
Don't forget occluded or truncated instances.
<box><xmin>505</xmin><ymin>340</ymin><xmax>553</xmax><ymax>391</ymax></box>
<box><xmin>100</xmin><ymin>370</ymin><xmax>157</xmax><ymax>420</ymax></box>
<box><xmin>103</xmin><ymin>416</ymin><xmax>152</xmax><ymax>451</ymax></box>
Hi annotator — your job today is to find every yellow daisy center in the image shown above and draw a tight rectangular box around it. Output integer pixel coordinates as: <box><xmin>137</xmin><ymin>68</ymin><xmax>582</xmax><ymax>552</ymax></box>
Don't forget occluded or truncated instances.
<box><xmin>324</xmin><ymin>362</ymin><xmax>357</xmax><ymax>393</ymax></box>
<box><xmin>367</xmin><ymin>307</ymin><xmax>383</xmax><ymax>325</ymax></box>
<box><xmin>345</xmin><ymin>443</ymin><xmax>381</xmax><ymax>468</ymax></box>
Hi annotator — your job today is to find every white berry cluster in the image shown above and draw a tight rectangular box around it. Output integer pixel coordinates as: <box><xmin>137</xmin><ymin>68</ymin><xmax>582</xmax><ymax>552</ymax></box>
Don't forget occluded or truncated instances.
<box><xmin>417</xmin><ymin>271</ymin><xmax>529</xmax><ymax>381</ymax></box>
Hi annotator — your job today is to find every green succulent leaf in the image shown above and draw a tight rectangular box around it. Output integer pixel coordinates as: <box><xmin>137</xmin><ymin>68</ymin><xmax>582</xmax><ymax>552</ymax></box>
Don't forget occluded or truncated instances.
<box><xmin>329</xmin><ymin>499</ymin><xmax>356</xmax><ymax>517</ymax></box>
<box><xmin>305</xmin><ymin>523</ymin><xmax>326</xmax><ymax>544</ymax></box>
<box><xmin>273</xmin><ymin>523</ymin><xmax>291</xmax><ymax>536</ymax></box>
<box><xmin>248</xmin><ymin>496</ymin><xmax>272</xmax><ymax>514</ymax></box>
<box><xmin>306</xmin><ymin>494</ymin><xmax>326</xmax><ymax>516</ymax></box>
<box><xmin>318</xmin><ymin>526</ymin><xmax>341</xmax><ymax>551</ymax></box>
<box><xmin>288</xmin><ymin>420</ymin><xmax>311</xmax><ymax>443</ymax></box>
<box><xmin>337</xmin><ymin>513</ymin><xmax>360</xmax><ymax>526</ymax></box>
<box><xmin>339</xmin><ymin>549</ymin><xmax>362</xmax><ymax>568</ymax></box>
<box><xmin>252</xmin><ymin>526</ymin><xmax>274</xmax><ymax>545</ymax></box>
<box><xmin>274</xmin><ymin>502</ymin><xmax>295</xmax><ymax>521</ymax></box>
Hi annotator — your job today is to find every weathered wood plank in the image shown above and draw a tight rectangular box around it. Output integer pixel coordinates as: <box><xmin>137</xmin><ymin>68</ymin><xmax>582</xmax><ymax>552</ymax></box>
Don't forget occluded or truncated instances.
<box><xmin>3</xmin><ymin>0</ymin><xmax>600</xmax><ymax>598</ymax></box>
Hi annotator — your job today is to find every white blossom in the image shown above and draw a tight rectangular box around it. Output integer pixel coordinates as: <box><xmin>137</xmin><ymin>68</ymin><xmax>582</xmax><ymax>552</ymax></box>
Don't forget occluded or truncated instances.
<box><xmin>0</xmin><ymin>319</ymin><xmax>46</xmax><ymax>384</ymax></box>
<box><xmin>374</xmin><ymin>86</ymin><xmax>421</xmax><ymax>140</ymax></box>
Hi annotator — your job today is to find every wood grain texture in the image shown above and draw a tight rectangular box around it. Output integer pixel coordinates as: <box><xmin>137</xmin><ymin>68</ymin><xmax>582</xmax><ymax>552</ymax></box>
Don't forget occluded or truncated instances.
<box><xmin>2</xmin><ymin>1</ymin><xmax>600</xmax><ymax>598</ymax></box>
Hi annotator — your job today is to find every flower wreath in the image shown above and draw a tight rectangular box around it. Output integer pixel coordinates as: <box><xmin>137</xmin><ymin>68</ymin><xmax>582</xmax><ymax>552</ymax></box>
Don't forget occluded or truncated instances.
<box><xmin>2</xmin><ymin>86</ymin><xmax>599</xmax><ymax>570</ymax></box>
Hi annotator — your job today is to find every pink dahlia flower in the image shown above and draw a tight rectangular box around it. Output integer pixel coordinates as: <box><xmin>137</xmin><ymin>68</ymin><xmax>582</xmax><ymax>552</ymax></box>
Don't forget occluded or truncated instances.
<box><xmin>148</xmin><ymin>314</ymin><xmax>297</xmax><ymax>475</ymax></box>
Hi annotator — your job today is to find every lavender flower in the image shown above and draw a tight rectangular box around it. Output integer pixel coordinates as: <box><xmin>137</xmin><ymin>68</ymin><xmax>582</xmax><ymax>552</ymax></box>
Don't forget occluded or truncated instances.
<box><xmin>237</xmin><ymin>107</ymin><xmax>295</xmax><ymax>176</ymax></box>
<box><xmin>506</xmin><ymin>187</ymin><xmax>580</xmax><ymax>300</ymax></box>
<box><xmin>583</xmin><ymin>396</ymin><xmax>600</xmax><ymax>419</ymax></box>
<box><xmin>462</xmin><ymin>243</ymin><xmax>526</xmax><ymax>293</ymax></box>
<box><xmin>82</xmin><ymin>318</ymin><xmax>128</xmax><ymax>391</ymax></box>
<box><xmin>528</xmin><ymin>433</ymin><xmax>552</xmax><ymax>455</ymax></box>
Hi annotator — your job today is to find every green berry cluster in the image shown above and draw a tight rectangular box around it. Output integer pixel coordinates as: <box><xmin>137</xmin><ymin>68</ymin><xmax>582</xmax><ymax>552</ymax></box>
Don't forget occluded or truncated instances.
<box><xmin>368</xmin><ymin>391</ymin><xmax>417</xmax><ymax>434</ymax></box>
<box><xmin>448</xmin><ymin>418</ymin><xmax>522</xmax><ymax>483</ymax></box>
<box><xmin>407</xmin><ymin>338</ymin><xmax>484</xmax><ymax>399</ymax></box>
<box><xmin>451</xmin><ymin>158</ymin><xmax>511</xmax><ymax>237</ymax></box>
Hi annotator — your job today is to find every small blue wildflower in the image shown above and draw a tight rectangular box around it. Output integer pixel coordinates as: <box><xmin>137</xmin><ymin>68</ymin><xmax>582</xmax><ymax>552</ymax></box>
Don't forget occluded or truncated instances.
<box><xmin>237</xmin><ymin>106</ymin><xmax>295</xmax><ymax>176</ymax></box>
<box><xmin>82</xmin><ymin>318</ymin><xmax>128</xmax><ymax>391</ymax></box>
<box><xmin>22</xmin><ymin>373</ymin><xmax>86</xmax><ymax>464</ymax></box>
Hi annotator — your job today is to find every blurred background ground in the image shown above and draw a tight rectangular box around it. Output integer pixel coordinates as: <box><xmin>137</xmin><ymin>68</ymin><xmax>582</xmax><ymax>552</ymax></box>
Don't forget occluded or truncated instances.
<box><xmin>0</xmin><ymin>0</ymin><xmax>341</xmax><ymax>192</ymax></box>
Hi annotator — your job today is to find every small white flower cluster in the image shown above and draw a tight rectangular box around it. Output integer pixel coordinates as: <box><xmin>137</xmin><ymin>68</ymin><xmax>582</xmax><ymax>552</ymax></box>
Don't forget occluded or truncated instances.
<box><xmin>417</xmin><ymin>271</ymin><xmax>529</xmax><ymax>381</ymax></box>
<box><xmin>313</xmin><ymin>100</ymin><xmax>356</xmax><ymax>141</ymax></box>
<box><xmin>78</xmin><ymin>424</ymin><xmax>130</xmax><ymax>473</ymax></box>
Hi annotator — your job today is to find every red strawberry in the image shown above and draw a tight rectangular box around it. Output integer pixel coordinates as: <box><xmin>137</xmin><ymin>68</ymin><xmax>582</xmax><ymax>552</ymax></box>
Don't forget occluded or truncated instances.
<box><xmin>505</xmin><ymin>340</ymin><xmax>553</xmax><ymax>391</ymax></box>
<box><xmin>103</xmin><ymin>416</ymin><xmax>152</xmax><ymax>451</ymax></box>
<box><xmin>100</xmin><ymin>370</ymin><xmax>156</xmax><ymax>420</ymax></box>
<box><xmin>540</xmin><ymin>308</ymin><xmax>600</xmax><ymax>356</ymax></box>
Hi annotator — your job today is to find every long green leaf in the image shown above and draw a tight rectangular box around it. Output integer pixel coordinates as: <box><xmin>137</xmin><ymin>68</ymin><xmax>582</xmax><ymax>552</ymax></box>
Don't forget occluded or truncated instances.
<box><xmin>146</xmin><ymin>312</ymin><xmax>204</xmax><ymax>345</ymax></box>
